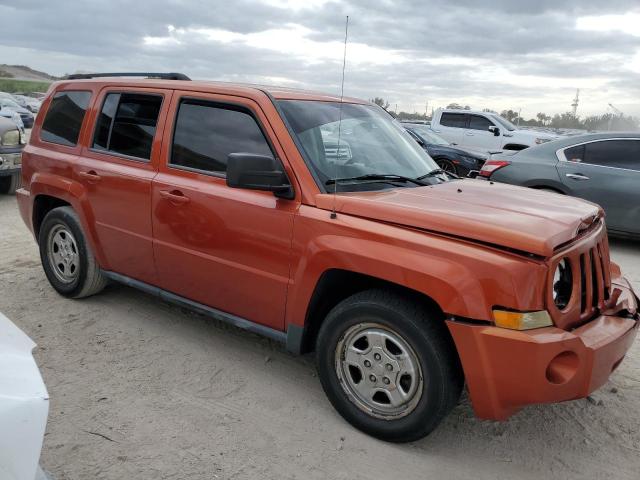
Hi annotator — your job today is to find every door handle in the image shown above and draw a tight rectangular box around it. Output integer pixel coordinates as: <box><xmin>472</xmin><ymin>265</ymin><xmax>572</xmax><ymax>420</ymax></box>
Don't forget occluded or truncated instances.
<box><xmin>432</xmin><ymin>129</ymin><xmax>441</xmax><ymax>133</ymax></box>
<box><xmin>565</xmin><ymin>173</ymin><xmax>590</xmax><ymax>181</ymax></box>
<box><xmin>159</xmin><ymin>189</ymin><xmax>190</xmax><ymax>204</ymax></box>
<box><xmin>465</xmin><ymin>132</ymin><xmax>474</xmax><ymax>136</ymax></box>
<box><xmin>78</xmin><ymin>170</ymin><xmax>101</xmax><ymax>182</ymax></box>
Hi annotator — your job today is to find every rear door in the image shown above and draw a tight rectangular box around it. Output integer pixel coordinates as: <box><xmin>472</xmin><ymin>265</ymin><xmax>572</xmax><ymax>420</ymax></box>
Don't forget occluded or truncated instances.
<box><xmin>557</xmin><ymin>138</ymin><xmax>640</xmax><ymax>234</ymax></box>
<box><xmin>151</xmin><ymin>91</ymin><xmax>297</xmax><ymax>331</ymax></box>
<box><xmin>463</xmin><ymin>114</ymin><xmax>501</xmax><ymax>151</ymax></box>
<box><xmin>74</xmin><ymin>87</ymin><xmax>172</xmax><ymax>284</ymax></box>
<box><xmin>432</xmin><ymin>112</ymin><xmax>466</xmax><ymax>146</ymax></box>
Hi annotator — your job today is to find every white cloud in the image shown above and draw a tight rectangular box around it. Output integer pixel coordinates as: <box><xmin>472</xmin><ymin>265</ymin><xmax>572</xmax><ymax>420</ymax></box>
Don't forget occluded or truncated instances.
<box><xmin>576</xmin><ymin>13</ymin><xmax>640</xmax><ymax>36</ymax></box>
<box><xmin>143</xmin><ymin>23</ymin><xmax>407</xmax><ymax>65</ymax></box>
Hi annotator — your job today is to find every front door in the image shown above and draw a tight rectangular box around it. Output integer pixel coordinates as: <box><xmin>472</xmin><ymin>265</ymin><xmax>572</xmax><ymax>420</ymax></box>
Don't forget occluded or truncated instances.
<box><xmin>557</xmin><ymin>138</ymin><xmax>640</xmax><ymax>234</ymax></box>
<box><xmin>151</xmin><ymin>92</ymin><xmax>297</xmax><ymax>330</ymax></box>
<box><xmin>463</xmin><ymin>114</ymin><xmax>502</xmax><ymax>152</ymax></box>
<box><xmin>74</xmin><ymin>87</ymin><xmax>171</xmax><ymax>284</ymax></box>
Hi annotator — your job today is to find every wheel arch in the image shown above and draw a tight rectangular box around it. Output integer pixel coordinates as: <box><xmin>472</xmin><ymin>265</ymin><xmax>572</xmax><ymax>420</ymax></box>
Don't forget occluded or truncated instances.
<box><xmin>29</xmin><ymin>173</ymin><xmax>108</xmax><ymax>268</ymax></box>
<box><xmin>502</xmin><ymin>143</ymin><xmax>529</xmax><ymax>151</ymax></box>
<box><xmin>289</xmin><ymin>269</ymin><xmax>447</xmax><ymax>355</ymax></box>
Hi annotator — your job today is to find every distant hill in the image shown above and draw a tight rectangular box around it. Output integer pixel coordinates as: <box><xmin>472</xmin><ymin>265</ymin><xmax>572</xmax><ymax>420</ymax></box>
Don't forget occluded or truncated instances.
<box><xmin>0</xmin><ymin>65</ymin><xmax>58</xmax><ymax>81</ymax></box>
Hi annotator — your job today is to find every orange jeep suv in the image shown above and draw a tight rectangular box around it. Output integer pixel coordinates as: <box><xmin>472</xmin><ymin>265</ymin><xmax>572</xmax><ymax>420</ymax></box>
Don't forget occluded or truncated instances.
<box><xmin>17</xmin><ymin>73</ymin><xmax>638</xmax><ymax>442</ymax></box>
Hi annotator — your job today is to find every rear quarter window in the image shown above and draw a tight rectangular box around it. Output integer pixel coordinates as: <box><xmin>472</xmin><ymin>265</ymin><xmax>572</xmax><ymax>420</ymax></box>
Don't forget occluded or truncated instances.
<box><xmin>40</xmin><ymin>91</ymin><xmax>92</xmax><ymax>146</ymax></box>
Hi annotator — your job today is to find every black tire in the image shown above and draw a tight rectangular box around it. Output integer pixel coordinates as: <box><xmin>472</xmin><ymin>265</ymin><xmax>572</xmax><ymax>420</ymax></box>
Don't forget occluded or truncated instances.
<box><xmin>38</xmin><ymin>206</ymin><xmax>107</xmax><ymax>298</ymax></box>
<box><xmin>435</xmin><ymin>158</ymin><xmax>458</xmax><ymax>176</ymax></box>
<box><xmin>316</xmin><ymin>289</ymin><xmax>463</xmax><ymax>442</ymax></box>
<box><xmin>0</xmin><ymin>174</ymin><xmax>19</xmax><ymax>195</ymax></box>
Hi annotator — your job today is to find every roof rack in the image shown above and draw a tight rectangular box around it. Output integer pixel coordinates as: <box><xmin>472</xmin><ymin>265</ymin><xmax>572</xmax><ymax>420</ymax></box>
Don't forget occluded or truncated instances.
<box><xmin>65</xmin><ymin>72</ymin><xmax>191</xmax><ymax>81</ymax></box>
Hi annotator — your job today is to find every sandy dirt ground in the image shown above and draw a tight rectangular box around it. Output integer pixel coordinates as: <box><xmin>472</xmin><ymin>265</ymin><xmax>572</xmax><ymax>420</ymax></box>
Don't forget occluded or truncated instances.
<box><xmin>1</xmin><ymin>193</ymin><xmax>639</xmax><ymax>480</ymax></box>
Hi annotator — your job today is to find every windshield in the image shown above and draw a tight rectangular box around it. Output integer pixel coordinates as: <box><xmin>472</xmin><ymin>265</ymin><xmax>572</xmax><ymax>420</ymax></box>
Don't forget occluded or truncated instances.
<box><xmin>278</xmin><ymin>100</ymin><xmax>439</xmax><ymax>191</ymax></box>
<box><xmin>406</xmin><ymin>125</ymin><xmax>449</xmax><ymax>146</ymax></box>
<box><xmin>490</xmin><ymin>114</ymin><xmax>516</xmax><ymax>131</ymax></box>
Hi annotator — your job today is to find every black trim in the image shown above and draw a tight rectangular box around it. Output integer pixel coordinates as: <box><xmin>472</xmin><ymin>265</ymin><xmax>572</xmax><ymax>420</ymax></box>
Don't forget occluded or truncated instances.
<box><xmin>66</xmin><ymin>72</ymin><xmax>191</xmax><ymax>81</ymax></box>
<box><xmin>102</xmin><ymin>271</ymin><xmax>288</xmax><ymax>344</ymax></box>
<box><xmin>285</xmin><ymin>324</ymin><xmax>305</xmax><ymax>354</ymax></box>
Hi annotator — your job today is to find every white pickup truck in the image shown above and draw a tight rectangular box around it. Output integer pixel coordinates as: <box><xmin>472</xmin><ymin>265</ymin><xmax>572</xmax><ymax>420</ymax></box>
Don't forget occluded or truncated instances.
<box><xmin>430</xmin><ymin>109</ymin><xmax>557</xmax><ymax>153</ymax></box>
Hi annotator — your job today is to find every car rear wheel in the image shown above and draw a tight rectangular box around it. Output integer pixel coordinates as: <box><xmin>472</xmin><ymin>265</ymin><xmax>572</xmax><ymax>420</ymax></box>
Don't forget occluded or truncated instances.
<box><xmin>39</xmin><ymin>206</ymin><xmax>107</xmax><ymax>298</ymax></box>
<box><xmin>435</xmin><ymin>158</ymin><xmax>458</xmax><ymax>176</ymax></box>
<box><xmin>0</xmin><ymin>174</ymin><xmax>19</xmax><ymax>195</ymax></box>
<box><xmin>316</xmin><ymin>290</ymin><xmax>463</xmax><ymax>442</ymax></box>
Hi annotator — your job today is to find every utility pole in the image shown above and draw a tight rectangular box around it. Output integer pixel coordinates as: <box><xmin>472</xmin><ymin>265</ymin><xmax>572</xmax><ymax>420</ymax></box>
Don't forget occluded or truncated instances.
<box><xmin>425</xmin><ymin>100</ymin><xmax>429</xmax><ymax>119</ymax></box>
<box><xmin>517</xmin><ymin>108</ymin><xmax>521</xmax><ymax>126</ymax></box>
<box><xmin>571</xmin><ymin>89</ymin><xmax>580</xmax><ymax>117</ymax></box>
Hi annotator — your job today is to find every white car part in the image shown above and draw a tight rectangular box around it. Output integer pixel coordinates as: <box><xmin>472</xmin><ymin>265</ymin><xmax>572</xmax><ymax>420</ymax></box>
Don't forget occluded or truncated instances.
<box><xmin>0</xmin><ymin>313</ymin><xmax>50</xmax><ymax>480</ymax></box>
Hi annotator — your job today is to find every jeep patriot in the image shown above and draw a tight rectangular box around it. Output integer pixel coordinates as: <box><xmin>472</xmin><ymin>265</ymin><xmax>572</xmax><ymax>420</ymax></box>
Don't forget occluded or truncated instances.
<box><xmin>17</xmin><ymin>73</ymin><xmax>638</xmax><ymax>442</ymax></box>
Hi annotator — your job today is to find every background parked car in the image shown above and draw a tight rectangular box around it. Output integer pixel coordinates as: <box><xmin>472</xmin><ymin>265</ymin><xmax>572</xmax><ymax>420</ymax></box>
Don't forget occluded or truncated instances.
<box><xmin>0</xmin><ymin>105</ymin><xmax>25</xmax><ymax>130</ymax></box>
<box><xmin>0</xmin><ymin>96</ymin><xmax>34</xmax><ymax>128</ymax></box>
<box><xmin>0</xmin><ymin>116</ymin><xmax>23</xmax><ymax>194</ymax></box>
<box><xmin>11</xmin><ymin>94</ymin><xmax>41</xmax><ymax>113</ymax></box>
<box><xmin>479</xmin><ymin>132</ymin><xmax>640</xmax><ymax>237</ymax></box>
<box><xmin>431</xmin><ymin>108</ymin><xmax>557</xmax><ymax>153</ymax></box>
<box><xmin>404</xmin><ymin>123</ymin><xmax>486</xmax><ymax>176</ymax></box>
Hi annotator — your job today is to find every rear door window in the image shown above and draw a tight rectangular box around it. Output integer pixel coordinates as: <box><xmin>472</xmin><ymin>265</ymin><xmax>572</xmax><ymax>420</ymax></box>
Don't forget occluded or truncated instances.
<box><xmin>583</xmin><ymin>140</ymin><xmax>640</xmax><ymax>171</ymax></box>
<box><xmin>40</xmin><ymin>91</ymin><xmax>92</xmax><ymax>146</ymax></box>
<box><xmin>440</xmin><ymin>113</ymin><xmax>467</xmax><ymax>129</ymax></box>
<box><xmin>92</xmin><ymin>92</ymin><xmax>163</xmax><ymax>160</ymax></box>
<box><xmin>170</xmin><ymin>99</ymin><xmax>273</xmax><ymax>174</ymax></box>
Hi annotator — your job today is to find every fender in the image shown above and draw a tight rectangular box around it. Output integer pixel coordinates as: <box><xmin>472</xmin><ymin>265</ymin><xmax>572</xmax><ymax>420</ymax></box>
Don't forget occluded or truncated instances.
<box><xmin>284</xmin><ymin>206</ymin><xmax>548</xmax><ymax>330</ymax></box>
<box><xmin>28</xmin><ymin>172</ymin><xmax>110</xmax><ymax>269</ymax></box>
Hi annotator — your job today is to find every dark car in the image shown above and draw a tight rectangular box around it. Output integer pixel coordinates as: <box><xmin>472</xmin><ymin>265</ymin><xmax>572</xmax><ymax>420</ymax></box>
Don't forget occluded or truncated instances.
<box><xmin>0</xmin><ymin>116</ymin><xmax>23</xmax><ymax>194</ymax></box>
<box><xmin>480</xmin><ymin>132</ymin><xmax>640</xmax><ymax>237</ymax></box>
<box><xmin>404</xmin><ymin>123</ymin><xmax>486</xmax><ymax>176</ymax></box>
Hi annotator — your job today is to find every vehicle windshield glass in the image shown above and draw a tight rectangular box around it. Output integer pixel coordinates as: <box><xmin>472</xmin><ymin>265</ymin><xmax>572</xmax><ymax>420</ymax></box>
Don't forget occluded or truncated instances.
<box><xmin>490</xmin><ymin>114</ymin><xmax>516</xmax><ymax>131</ymax></box>
<box><xmin>407</xmin><ymin>125</ymin><xmax>449</xmax><ymax>145</ymax></box>
<box><xmin>278</xmin><ymin>100</ymin><xmax>439</xmax><ymax>191</ymax></box>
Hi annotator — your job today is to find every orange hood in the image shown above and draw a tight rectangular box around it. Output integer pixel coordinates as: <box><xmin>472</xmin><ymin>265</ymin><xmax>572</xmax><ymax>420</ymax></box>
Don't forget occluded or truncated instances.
<box><xmin>315</xmin><ymin>180</ymin><xmax>602</xmax><ymax>257</ymax></box>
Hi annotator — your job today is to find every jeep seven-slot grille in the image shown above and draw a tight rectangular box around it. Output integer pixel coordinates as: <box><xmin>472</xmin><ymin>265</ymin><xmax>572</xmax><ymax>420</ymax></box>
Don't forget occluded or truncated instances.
<box><xmin>547</xmin><ymin>224</ymin><xmax>612</xmax><ymax>330</ymax></box>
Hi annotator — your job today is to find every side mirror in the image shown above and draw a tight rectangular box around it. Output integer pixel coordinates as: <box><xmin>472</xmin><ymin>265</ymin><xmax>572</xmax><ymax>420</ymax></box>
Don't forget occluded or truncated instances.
<box><xmin>226</xmin><ymin>153</ymin><xmax>293</xmax><ymax>199</ymax></box>
<box><xmin>488</xmin><ymin>126</ymin><xmax>500</xmax><ymax>136</ymax></box>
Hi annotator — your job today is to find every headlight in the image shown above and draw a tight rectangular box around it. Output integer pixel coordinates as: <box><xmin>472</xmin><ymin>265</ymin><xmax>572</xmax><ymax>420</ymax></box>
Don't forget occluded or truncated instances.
<box><xmin>1</xmin><ymin>129</ymin><xmax>20</xmax><ymax>146</ymax></box>
<box><xmin>552</xmin><ymin>258</ymin><xmax>573</xmax><ymax>310</ymax></box>
<box><xmin>493</xmin><ymin>309</ymin><xmax>553</xmax><ymax>330</ymax></box>
<box><xmin>535</xmin><ymin>137</ymin><xmax>552</xmax><ymax>144</ymax></box>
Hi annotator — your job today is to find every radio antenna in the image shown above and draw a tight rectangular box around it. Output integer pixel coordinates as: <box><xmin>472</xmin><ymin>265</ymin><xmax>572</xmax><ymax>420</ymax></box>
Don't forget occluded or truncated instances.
<box><xmin>331</xmin><ymin>15</ymin><xmax>349</xmax><ymax>220</ymax></box>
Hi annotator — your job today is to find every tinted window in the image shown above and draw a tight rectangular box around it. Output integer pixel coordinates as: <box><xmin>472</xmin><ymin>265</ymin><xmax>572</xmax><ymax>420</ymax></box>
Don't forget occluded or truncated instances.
<box><xmin>92</xmin><ymin>93</ymin><xmax>162</xmax><ymax>160</ymax></box>
<box><xmin>440</xmin><ymin>113</ymin><xmax>467</xmax><ymax>128</ymax></box>
<box><xmin>468</xmin><ymin>115</ymin><xmax>494</xmax><ymax>131</ymax></box>
<box><xmin>584</xmin><ymin>140</ymin><xmax>640</xmax><ymax>170</ymax></box>
<box><xmin>40</xmin><ymin>91</ymin><xmax>91</xmax><ymax>146</ymax></box>
<box><xmin>563</xmin><ymin>144</ymin><xmax>585</xmax><ymax>162</ymax></box>
<box><xmin>171</xmin><ymin>100</ymin><xmax>273</xmax><ymax>173</ymax></box>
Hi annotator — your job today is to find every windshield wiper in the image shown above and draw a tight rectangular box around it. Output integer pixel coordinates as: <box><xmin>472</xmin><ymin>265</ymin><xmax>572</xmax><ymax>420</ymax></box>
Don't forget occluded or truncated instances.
<box><xmin>417</xmin><ymin>168</ymin><xmax>459</xmax><ymax>180</ymax></box>
<box><xmin>326</xmin><ymin>174</ymin><xmax>428</xmax><ymax>187</ymax></box>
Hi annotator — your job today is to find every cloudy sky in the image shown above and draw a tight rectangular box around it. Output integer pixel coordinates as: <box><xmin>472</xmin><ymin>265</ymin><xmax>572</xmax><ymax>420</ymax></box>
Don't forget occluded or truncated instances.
<box><xmin>1</xmin><ymin>0</ymin><xmax>639</xmax><ymax>118</ymax></box>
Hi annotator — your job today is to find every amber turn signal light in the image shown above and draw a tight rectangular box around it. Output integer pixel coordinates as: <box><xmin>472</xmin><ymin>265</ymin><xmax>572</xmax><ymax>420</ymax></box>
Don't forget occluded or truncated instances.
<box><xmin>493</xmin><ymin>310</ymin><xmax>553</xmax><ymax>330</ymax></box>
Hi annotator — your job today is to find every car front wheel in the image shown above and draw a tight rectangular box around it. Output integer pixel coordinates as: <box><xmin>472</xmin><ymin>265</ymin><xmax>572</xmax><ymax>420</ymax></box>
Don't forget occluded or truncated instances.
<box><xmin>316</xmin><ymin>290</ymin><xmax>463</xmax><ymax>442</ymax></box>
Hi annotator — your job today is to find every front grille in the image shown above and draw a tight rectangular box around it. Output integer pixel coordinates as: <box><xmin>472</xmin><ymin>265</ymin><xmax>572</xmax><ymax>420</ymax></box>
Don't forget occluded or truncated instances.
<box><xmin>547</xmin><ymin>223</ymin><xmax>612</xmax><ymax>330</ymax></box>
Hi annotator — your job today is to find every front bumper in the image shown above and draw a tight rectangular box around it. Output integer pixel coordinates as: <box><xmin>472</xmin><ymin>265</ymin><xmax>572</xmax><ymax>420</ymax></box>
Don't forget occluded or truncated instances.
<box><xmin>447</xmin><ymin>278</ymin><xmax>638</xmax><ymax>420</ymax></box>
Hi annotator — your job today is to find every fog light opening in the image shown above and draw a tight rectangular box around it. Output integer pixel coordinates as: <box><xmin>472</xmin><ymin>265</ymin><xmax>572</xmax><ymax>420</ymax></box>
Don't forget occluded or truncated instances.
<box><xmin>546</xmin><ymin>351</ymin><xmax>579</xmax><ymax>385</ymax></box>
